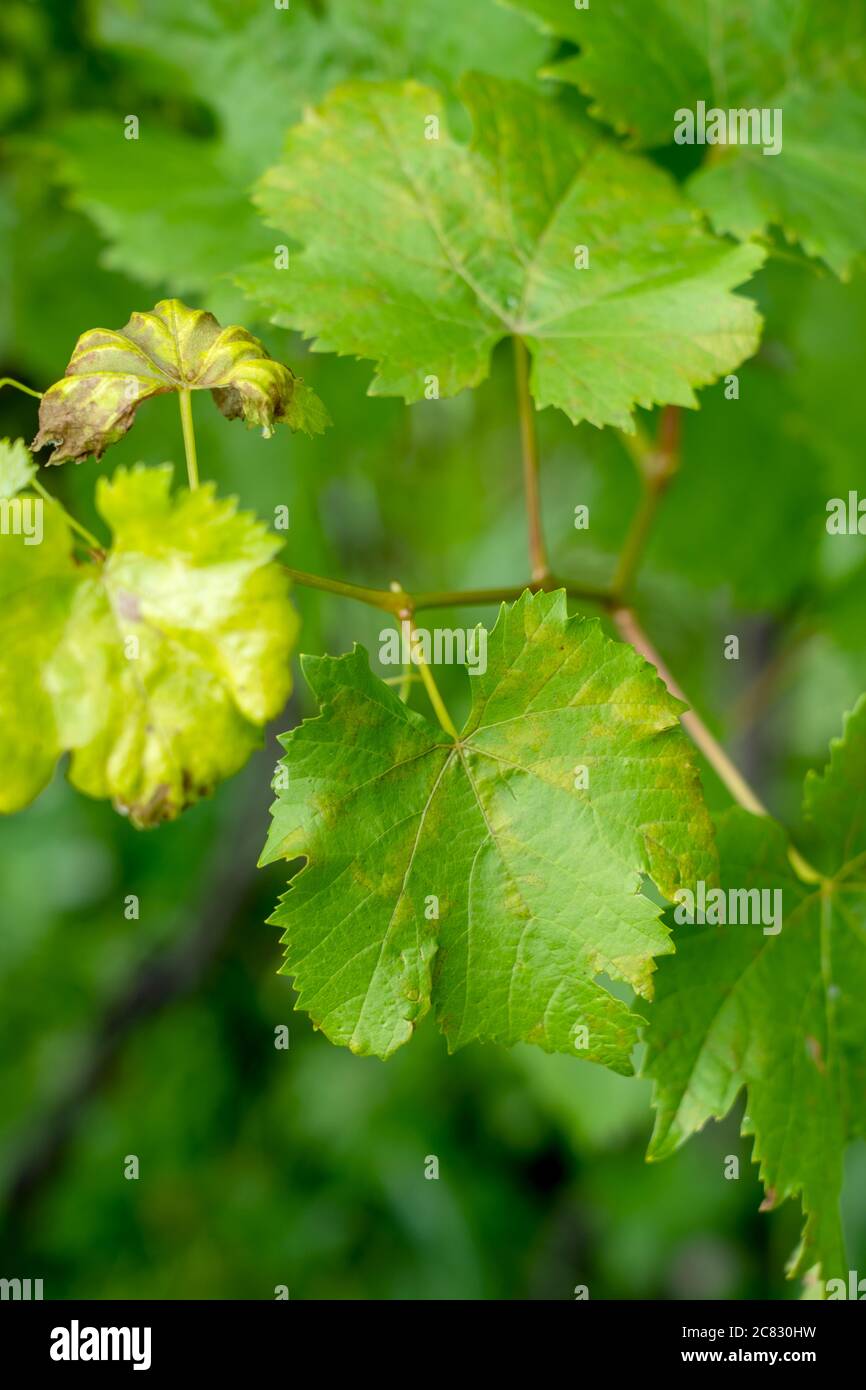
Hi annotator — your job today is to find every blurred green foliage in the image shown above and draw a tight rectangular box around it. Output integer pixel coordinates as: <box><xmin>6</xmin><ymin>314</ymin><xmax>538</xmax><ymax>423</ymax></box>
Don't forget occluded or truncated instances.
<box><xmin>1</xmin><ymin>0</ymin><xmax>864</xmax><ymax>1298</ymax></box>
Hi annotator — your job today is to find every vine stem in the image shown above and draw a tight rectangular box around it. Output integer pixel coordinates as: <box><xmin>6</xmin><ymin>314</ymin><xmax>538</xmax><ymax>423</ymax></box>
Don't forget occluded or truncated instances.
<box><xmin>612</xmin><ymin>605</ymin><xmax>823</xmax><ymax>884</ymax></box>
<box><xmin>31</xmin><ymin>478</ymin><xmax>104</xmax><ymax>555</ymax></box>
<box><xmin>613</xmin><ymin>606</ymin><xmax>767</xmax><ymax>815</ymax></box>
<box><xmin>0</xmin><ymin>376</ymin><xmax>43</xmax><ymax>400</ymax></box>
<box><xmin>513</xmin><ymin>337</ymin><xmax>548</xmax><ymax>584</ymax></box>
<box><xmin>281</xmin><ymin>567</ymin><xmax>611</xmax><ymax>614</ymax></box>
<box><xmin>178</xmin><ymin>389</ymin><xmax>200</xmax><ymax>490</ymax></box>
<box><xmin>613</xmin><ymin>406</ymin><xmax>681</xmax><ymax>600</ymax></box>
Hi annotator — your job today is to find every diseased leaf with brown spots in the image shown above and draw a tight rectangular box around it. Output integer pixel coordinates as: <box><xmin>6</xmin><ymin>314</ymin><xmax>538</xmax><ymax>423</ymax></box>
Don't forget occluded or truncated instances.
<box><xmin>32</xmin><ymin>298</ymin><xmax>329</xmax><ymax>466</ymax></box>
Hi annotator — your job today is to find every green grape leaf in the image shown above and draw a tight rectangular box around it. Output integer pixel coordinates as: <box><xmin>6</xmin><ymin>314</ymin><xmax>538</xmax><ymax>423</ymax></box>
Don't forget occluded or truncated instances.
<box><xmin>261</xmin><ymin>589</ymin><xmax>717</xmax><ymax>1068</ymax></box>
<box><xmin>95</xmin><ymin>0</ymin><xmax>550</xmax><ymax>169</ymax></box>
<box><xmin>645</xmin><ymin>696</ymin><xmax>866</xmax><ymax>1287</ymax></box>
<box><xmin>0</xmin><ymin>437</ymin><xmax>36</xmax><ymax>497</ymax></box>
<box><xmin>690</xmin><ymin>84</ymin><xmax>866</xmax><ymax>280</ymax></box>
<box><xmin>38</xmin><ymin>117</ymin><xmax>270</xmax><ymax>305</ymax></box>
<box><xmin>37</xmin><ymin>0</ymin><xmax>549</xmax><ymax>307</ymax></box>
<box><xmin>506</xmin><ymin>0</ymin><xmax>866</xmax><ymax>277</ymax></box>
<box><xmin>241</xmin><ymin>76</ymin><xmax>764</xmax><ymax>430</ymax></box>
<box><xmin>31</xmin><ymin>298</ymin><xmax>329</xmax><ymax>466</ymax></box>
<box><xmin>0</xmin><ymin>464</ymin><xmax>297</xmax><ymax>825</ymax></box>
<box><xmin>505</xmin><ymin>0</ymin><xmax>804</xmax><ymax>146</ymax></box>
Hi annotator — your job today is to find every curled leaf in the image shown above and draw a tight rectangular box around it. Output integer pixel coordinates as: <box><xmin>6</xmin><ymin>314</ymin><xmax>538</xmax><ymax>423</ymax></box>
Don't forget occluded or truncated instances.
<box><xmin>32</xmin><ymin>298</ymin><xmax>329</xmax><ymax>465</ymax></box>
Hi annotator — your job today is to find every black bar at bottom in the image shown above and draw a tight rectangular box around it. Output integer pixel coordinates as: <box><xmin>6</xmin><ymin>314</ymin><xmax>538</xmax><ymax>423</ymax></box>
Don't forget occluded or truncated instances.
<box><xmin>0</xmin><ymin>1297</ymin><xmax>862</xmax><ymax>1375</ymax></box>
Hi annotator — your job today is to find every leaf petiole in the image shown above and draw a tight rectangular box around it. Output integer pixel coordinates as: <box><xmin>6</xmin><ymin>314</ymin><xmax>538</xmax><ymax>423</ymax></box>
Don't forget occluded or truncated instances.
<box><xmin>787</xmin><ymin>844</ymin><xmax>825</xmax><ymax>886</ymax></box>
<box><xmin>513</xmin><ymin>336</ymin><xmax>548</xmax><ymax>585</ymax></box>
<box><xmin>416</xmin><ymin>656</ymin><xmax>460</xmax><ymax>740</ymax></box>
<box><xmin>394</xmin><ymin>608</ymin><xmax>460</xmax><ymax>739</ymax></box>
<box><xmin>0</xmin><ymin>376</ymin><xmax>43</xmax><ymax>401</ymax></box>
<box><xmin>178</xmin><ymin>388</ymin><xmax>200</xmax><ymax>490</ymax></box>
<box><xmin>382</xmin><ymin>672</ymin><xmax>422</xmax><ymax>689</ymax></box>
<box><xmin>31</xmin><ymin>478</ymin><xmax>104</xmax><ymax>555</ymax></box>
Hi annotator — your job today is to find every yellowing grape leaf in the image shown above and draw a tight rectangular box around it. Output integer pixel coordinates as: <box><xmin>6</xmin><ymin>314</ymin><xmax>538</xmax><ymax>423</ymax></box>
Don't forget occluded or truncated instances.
<box><xmin>645</xmin><ymin>696</ymin><xmax>866</xmax><ymax>1288</ymax></box>
<box><xmin>261</xmin><ymin>590</ymin><xmax>717</xmax><ymax>1068</ymax></box>
<box><xmin>0</xmin><ymin>464</ymin><xmax>297</xmax><ymax>825</ymax></box>
<box><xmin>32</xmin><ymin>299</ymin><xmax>329</xmax><ymax>466</ymax></box>
<box><xmin>0</xmin><ymin>459</ymin><xmax>81</xmax><ymax>810</ymax></box>
<box><xmin>240</xmin><ymin>75</ymin><xmax>764</xmax><ymax>429</ymax></box>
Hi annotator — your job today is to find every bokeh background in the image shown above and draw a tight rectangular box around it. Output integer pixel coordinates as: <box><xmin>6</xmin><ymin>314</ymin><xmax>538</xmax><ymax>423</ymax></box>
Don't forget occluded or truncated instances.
<box><xmin>1</xmin><ymin>0</ymin><xmax>865</xmax><ymax>1299</ymax></box>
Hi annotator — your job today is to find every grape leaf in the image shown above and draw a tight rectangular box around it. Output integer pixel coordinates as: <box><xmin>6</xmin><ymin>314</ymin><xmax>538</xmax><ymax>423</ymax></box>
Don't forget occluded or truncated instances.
<box><xmin>95</xmin><ymin>0</ymin><xmax>551</xmax><ymax>167</ymax></box>
<box><xmin>0</xmin><ymin>437</ymin><xmax>36</xmax><ymax>497</ymax></box>
<box><xmin>261</xmin><ymin>589</ymin><xmax>717</xmax><ymax>1068</ymax></box>
<box><xmin>39</xmin><ymin>118</ymin><xmax>270</xmax><ymax>306</ymax></box>
<box><xmin>506</xmin><ymin>0</ymin><xmax>866</xmax><ymax>277</ymax></box>
<box><xmin>645</xmin><ymin>696</ymin><xmax>866</xmax><ymax>1286</ymax></box>
<box><xmin>505</xmin><ymin>0</ymin><xmax>806</xmax><ymax>146</ymax></box>
<box><xmin>241</xmin><ymin>75</ymin><xmax>764</xmax><ymax>430</ymax></box>
<box><xmin>37</xmin><ymin>0</ymin><xmax>549</xmax><ymax>308</ymax></box>
<box><xmin>32</xmin><ymin>298</ymin><xmax>328</xmax><ymax>466</ymax></box>
<box><xmin>0</xmin><ymin>464</ymin><xmax>297</xmax><ymax>825</ymax></box>
<box><xmin>0</xmin><ymin>479</ymin><xmax>79</xmax><ymax>811</ymax></box>
<box><xmin>690</xmin><ymin>84</ymin><xmax>866</xmax><ymax>280</ymax></box>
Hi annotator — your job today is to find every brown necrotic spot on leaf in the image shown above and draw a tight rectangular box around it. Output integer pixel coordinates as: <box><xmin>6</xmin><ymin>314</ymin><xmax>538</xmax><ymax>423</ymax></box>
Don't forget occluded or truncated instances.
<box><xmin>32</xmin><ymin>298</ymin><xmax>329</xmax><ymax>466</ymax></box>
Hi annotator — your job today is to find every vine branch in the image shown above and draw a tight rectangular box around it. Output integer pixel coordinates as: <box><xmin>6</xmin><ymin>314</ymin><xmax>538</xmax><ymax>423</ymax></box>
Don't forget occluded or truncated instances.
<box><xmin>612</xmin><ymin>605</ymin><xmax>768</xmax><ymax>817</ymax></box>
<box><xmin>612</xmin><ymin>605</ymin><xmax>823</xmax><ymax>885</ymax></box>
<box><xmin>281</xmin><ymin>566</ymin><xmax>612</xmax><ymax>615</ymax></box>
<box><xmin>613</xmin><ymin>406</ymin><xmax>681</xmax><ymax>600</ymax></box>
